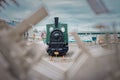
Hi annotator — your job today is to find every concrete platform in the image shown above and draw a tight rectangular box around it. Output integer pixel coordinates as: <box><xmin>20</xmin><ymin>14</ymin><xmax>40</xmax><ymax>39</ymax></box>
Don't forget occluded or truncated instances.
<box><xmin>29</xmin><ymin>43</ymin><xmax>120</xmax><ymax>80</ymax></box>
<box><xmin>0</xmin><ymin>42</ymin><xmax>120</xmax><ymax>80</ymax></box>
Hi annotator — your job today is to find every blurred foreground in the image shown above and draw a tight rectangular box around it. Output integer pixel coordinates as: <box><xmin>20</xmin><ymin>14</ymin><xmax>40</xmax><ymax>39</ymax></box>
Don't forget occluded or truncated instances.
<box><xmin>0</xmin><ymin>18</ymin><xmax>120</xmax><ymax>80</ymax></box>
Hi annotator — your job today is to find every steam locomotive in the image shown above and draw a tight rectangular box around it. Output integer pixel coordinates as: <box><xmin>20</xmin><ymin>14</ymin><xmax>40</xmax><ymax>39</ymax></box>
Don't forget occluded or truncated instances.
<box><xmin>46</xmin><ymin>17</ymin><xmax>69</xmax><ymax>56</ymax></box>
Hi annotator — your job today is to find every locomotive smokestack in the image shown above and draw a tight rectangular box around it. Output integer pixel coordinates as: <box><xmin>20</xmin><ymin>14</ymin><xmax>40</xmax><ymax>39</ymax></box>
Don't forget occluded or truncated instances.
<box><xmin>54</xmin><ymin>17</ymin><xmax>59</xmax><ymax>28</ymax></box>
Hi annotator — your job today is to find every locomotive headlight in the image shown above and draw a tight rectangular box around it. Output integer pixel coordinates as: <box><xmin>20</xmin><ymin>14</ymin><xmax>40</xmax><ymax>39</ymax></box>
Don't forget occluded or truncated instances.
<box><xmin>50</xmin><ymin>27</ymin><xmax>53</xmax><ymax>32</ymax></box>
<box><xmin>61</xmin><ymin>27</ymin><xmax>65</xmax><ymax>32</ymax></box>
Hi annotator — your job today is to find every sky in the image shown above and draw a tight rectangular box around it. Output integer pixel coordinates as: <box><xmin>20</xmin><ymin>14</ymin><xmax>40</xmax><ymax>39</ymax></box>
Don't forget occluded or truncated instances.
<box><xmin>0</xmin><ymin>0</ymin><xmax>120</xmax><ymax>32</ymax></box>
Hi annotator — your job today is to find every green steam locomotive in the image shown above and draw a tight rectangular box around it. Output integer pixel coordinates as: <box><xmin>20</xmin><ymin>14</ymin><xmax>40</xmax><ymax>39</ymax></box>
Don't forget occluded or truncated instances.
<box><xmin>46</xmin><ymin>17</ymin><xmax>69</xmax><ymax>56</ymax></box>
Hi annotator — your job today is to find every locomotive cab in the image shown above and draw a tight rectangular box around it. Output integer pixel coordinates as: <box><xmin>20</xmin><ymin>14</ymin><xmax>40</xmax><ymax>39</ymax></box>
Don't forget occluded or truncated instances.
<box><xmin>46</xmin><ymin>17</ymin><xmax>69</xmax><ymax>56</ymax></box>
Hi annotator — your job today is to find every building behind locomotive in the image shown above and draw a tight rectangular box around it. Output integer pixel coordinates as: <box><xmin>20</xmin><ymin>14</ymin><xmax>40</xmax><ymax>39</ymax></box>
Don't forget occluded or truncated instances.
<box><xmin>46</xmin><ymin>17</ymin><xmax>69</xmax><ymax>56</ymax></box>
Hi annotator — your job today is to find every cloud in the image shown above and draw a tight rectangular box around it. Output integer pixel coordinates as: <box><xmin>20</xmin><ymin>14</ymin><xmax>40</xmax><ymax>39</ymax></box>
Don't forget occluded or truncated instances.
<box><xmin>0</xmin><ymin>0</ymin><xmax>120</xmax><ymax>32</ymax></box>
<box><xmin>43</xmin><ymin>0</ymin><xmax>85</xmax><ymax>7</ymax></box>
<box><xmin>0</xmin><ymin>0</ymin><xmax>42</xmax><ymax>19</ymax></box>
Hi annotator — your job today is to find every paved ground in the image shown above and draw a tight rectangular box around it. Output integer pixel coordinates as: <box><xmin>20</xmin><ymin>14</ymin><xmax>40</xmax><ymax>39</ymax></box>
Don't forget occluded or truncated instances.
<box><xmin>1</xmin><ymin>43</ymin><xmax>120</xmax><ymax>80</ymax></box>
<box><xmin>30</xmin><ymin>43</ymin><xmax>120</xmax><ymax>80</ymax></box>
